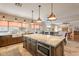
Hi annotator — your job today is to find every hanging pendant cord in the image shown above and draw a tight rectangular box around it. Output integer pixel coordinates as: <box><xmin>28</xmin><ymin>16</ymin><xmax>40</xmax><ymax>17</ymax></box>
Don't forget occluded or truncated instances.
<box><xmin>38</xmin><ymin>5</ymin><xmax>41</xmax><ymax>18</ymax></box>
<box><xmin>32</xmin><ymin>10</ymin><xmax>33</xmax><ymax>20</ymax></box>
<box><xmin>51</xmin><ymin>3</ymin><xmax>53</xmax><ymax>13</ymax></box>
<box><xmin>32</xmin><ymin>10</ymin><xmax>33</xmax><ymax>22</ymax></box>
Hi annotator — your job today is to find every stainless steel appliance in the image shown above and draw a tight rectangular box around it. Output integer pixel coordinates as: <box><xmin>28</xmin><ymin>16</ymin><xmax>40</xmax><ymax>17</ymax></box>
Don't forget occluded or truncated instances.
<box><xmin>37</xmin><ymin>42</ymin><xmax>51</xmax><ymax>56</ymax></box>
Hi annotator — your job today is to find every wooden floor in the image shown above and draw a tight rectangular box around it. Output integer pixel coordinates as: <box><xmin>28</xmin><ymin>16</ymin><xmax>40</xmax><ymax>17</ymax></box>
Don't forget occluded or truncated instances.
<box><xmin>0</xmin><ymin>43</ymin><xmax>32</xmax><ymax>56</ymax></box>
<box><xmin>64</xmin><ymin>40</ymin><xmax>79</xmax><ymax>56</ymax></box>
<box><xmin>0</xmin><ymin>40</ymin><xmax>79</xmax><ymax>56</ymax></box>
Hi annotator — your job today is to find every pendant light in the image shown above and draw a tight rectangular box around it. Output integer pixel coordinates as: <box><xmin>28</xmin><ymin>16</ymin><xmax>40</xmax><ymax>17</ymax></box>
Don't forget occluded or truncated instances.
<box><xmin>15</xmin><ymin>3</ymin><xmax>22</xmax><ymax>7</ymax></box>
<box><xmin>2</xmin><ymin>16</ymin><xmax>5</xmax><ymax>20</ymax></box>
<box><xmin>37</xmin><ymin>5</ymin><xmax>42</xmax><ymax>23</ymax></box>
<box><xmin>48</xmin><ymin>3</ymin><xmax>56</xmax><ymax>21</ymax></box>
<box><xmin>15</xmin><ymin>17</ymin><xmax>17</xmax><ymax>20</ymax></box>
<box><xmin>31</xmin><ymin>10</ymin><xmax>34</xmax><ymax>24</ymax></box>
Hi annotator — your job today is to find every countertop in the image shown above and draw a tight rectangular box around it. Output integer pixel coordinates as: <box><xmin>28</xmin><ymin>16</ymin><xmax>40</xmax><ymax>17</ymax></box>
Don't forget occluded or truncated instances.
<box><xmin>0</xmin><ymin>34</ymin><xmax>22</xmax><ymax>37</ymax></box>
<box><xmin>0</xmin><ymin>34</ymin><xmax>11</xmax><ymax>36</ymax></box>
<box><xmin>12</xmin><ymin>34</ymin><xmax>22</xmax><ymax>37</ymax></box>
<box><xmin>23</xmin><ymin>34</ymin><xmax>65</xmax><ymax>47</ymax></box>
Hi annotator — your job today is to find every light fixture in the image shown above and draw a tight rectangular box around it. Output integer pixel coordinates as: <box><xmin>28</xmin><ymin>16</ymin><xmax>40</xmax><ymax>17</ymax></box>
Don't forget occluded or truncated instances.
<box><xmin>15</xmin><ymin>3</ymin><xmax>22</xmax><ymax>7</ymax></box>
<box><xmin>15</xmin><ymin>17</ymin><xmax>17</xmax><ymax>20</ymax></box>
<box><xmin>31</xmin><ymin>10</ymin><xmax>34</xmax><ymax>24</ymax></box>
<box><xmin>48</xmin><ymin>3</ymin><xmax>56</xmax><ymax>21</ymax></box>
<box><xmin>37</xmin><ymin>5</ymin><xmax>42</xmax><ymax>23</ymax></box>
<box><xmin>2</xmin><ymin>16</ymin><xmax>5</xmax><ymax>20</ymax></box>
<box><xmin>24</xmin><ymin>20</ymin><xmax>26</xmax><ymax>22</ymax></box>
<box><xmin>2</xmin><ymin>16</ymin><xmax>5</xmax><ymax>18</ymax></box>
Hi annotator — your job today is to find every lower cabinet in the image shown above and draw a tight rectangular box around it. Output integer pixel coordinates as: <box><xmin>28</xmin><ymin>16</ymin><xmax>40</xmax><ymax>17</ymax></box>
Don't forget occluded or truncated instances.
<box><xmin>30</xmin><ymin>39</ymin><xmax>37</xmax><ymax>55</ymax></box>
<box><xmin>12</xmin><ymin>37</ymin><xmax>23</xmax><ymax>44</ymax></box>
<box><xmin>0</xmin><ymin>35</ymin><xmax>12</xmax><ymax>47</ymax></box>
<box><xmin>27</xmin><ymin>38</ymin><xmax>31</xmax><ymax>52</ymax></box>
<box><xmin>51</xmin><ymin>41</ymin><xmax>64</xmax><ymax>56</ymax></box>
<box><xmin>0</xmin><ymin>35</ymin><xmax>23</xmax><ymax>47</ymax></box>
<box><xmin>23</xmin><ymin>37</ymin><xmax>37</xmax><ymax>56</ymax></box>
<box><xmin>23</xmin><ymin>39</ymin><xmax>27</xmax><ymax>48</ymax></box>
<box><xmin>23</xmin><ymin>37</ymin><xmax>64</xmax><ymax>56</ymax></box>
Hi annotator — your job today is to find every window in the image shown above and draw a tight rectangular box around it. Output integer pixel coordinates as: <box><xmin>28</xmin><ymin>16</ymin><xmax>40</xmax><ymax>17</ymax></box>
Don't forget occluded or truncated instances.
<box><xmin>0</xmin><ymin>21</ymin><xmax>8</xmax><ymax>32</ymax></box>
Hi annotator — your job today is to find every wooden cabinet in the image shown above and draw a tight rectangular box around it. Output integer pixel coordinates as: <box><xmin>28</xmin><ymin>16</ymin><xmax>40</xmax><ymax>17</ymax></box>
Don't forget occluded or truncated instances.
<box><xmin>51</xmin><ymin>41</ymin><xmax>64</xmax><ymax>56</ymax></box>
<box><xmin>0</xmin><ymin>35</ymin><xmax>23</xmax><ymax>47</ymax></box>
<box><xmin>27</xmin><ymin>38</ymin><xmax>31</xmax><ymax>51</ymax></box>
<box><xmin>23</xmin><ymin>37</ymin><xmax>64</xmax><ymax>56</ymax></box>
<box><xmin>23</xmin><ymin>37</ymin><xmax>37</xmax><ymax>56</ymax></box>
<box><xmin>70</xmin><ymin>31</ymin><xmax>79</xmax><ymax>41</ymax></box>
<box><xmin>0</xmin><ymin>35</ymin><xmax>12</xmax><ymax>47</ymax></box>
<box><xmin>12</xmin><ymin>37</ymin><xmax>23</xmax><ymax>44</ymax></box>
<box><xmin>23</xmin><ymin>37</ymin><xmax>27</xmax><ymax>48</ymax></box>
<box><xmin>30</xmin><ymin>39</ymin><xmax>37</xmax><ymax>55</ymax></box>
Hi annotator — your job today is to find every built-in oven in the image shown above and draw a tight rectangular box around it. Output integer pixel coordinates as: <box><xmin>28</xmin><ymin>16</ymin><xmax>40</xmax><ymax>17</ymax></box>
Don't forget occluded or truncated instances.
<box><xmin>37</xmin><ymin>42</ymin><xmax>51</xmax><ymax>56</ymax></box>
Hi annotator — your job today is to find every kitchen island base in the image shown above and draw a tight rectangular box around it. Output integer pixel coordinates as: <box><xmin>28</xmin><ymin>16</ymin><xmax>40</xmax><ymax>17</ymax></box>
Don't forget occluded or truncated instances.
<box><xmin>23</xmin><ymin>34</ymin><xmax>64</xmax><ymax>56</ymax></box>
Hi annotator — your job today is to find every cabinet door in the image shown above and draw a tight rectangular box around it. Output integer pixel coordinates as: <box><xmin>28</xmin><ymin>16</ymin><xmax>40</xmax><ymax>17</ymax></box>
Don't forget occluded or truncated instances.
<box><xmin>0</xmin><ymin>37</ymin><xmax>6</xmax><ymax>47</ymax></box>
<box><xmin>31</xmin><ymin>39</ymin><xmax>37</xmax><ymax>55</ymax></box>
<box><xmin>23</xmin><ymin>37</ymin><xmax>27</xmax><ymax>48</ymax></box>
<box><xmin>27</xmin><ymin>38</ymin><xmax>31</xmax><ymax>51</ymax></box>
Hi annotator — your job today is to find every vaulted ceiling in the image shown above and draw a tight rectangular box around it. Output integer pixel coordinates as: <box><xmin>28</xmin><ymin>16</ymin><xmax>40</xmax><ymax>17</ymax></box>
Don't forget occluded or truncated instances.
<box><xmin>0</xmin><ymin>3</ymin><xmax>79</xmax><ymax>24</ymax></box>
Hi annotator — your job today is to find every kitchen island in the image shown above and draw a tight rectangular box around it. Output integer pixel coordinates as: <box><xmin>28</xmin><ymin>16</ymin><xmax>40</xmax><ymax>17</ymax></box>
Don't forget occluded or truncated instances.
<box><xmin>23</xmin><ymin>34</ymin><xmax>65</xmax><ymax>56</ymax></box>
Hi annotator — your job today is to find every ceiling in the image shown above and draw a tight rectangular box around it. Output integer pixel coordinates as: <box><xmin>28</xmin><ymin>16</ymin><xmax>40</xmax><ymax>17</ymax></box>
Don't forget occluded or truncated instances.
<box><xmin>0</xmin><ymin>3</ymin><xmax>79</xmax><ymax>24</ymax></box>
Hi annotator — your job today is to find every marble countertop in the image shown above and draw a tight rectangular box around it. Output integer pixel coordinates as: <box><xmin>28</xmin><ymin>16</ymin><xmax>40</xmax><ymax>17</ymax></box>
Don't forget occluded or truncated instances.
<box><xmin>12</xmin><ymin>34</ymin><xmax>22</xmax><ymax>37</ymax></box>
<box><xmin>0</xmin><ymin>33</ymin><xmax>22</xmax><ymax>37</ymax></box>
<box><xmin>23</xmin><ymin>34</ymin><xmax>65</xmax><ymax>47</ymax></box>
<box><xmin>0</xmin><ymin>34</ymin><xmax>11</xmax><ymax>36</ymax></box>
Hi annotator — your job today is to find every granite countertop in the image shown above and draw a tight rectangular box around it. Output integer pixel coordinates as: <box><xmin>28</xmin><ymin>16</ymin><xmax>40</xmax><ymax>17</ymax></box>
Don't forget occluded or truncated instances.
<box><xmin>12</xmin><ymin>34</ymin><xmax>22</xmax><ymax>37</ymax></box>
<box><xmin>0</xmin><ymin>33</ymin><xmax>22</xmax><ymax>37</ymax></box>
<box><xmin>23</xmin><ymin>34</ymin><xmax>65</xmax><ymax>47</ymax></box>
<box><xmin>0</xmin><ymin>34</ymin><xmax>11</xmax><ymax>36</ymax></box>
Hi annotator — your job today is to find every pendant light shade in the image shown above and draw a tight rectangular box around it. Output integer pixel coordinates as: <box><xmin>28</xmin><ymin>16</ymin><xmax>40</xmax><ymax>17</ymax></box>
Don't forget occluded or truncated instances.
<box><xmin>37</xmin><ymin>5</ymin><xmax>42</xmax><ymax>23</ymax></box>
<box><xmin>2</xmin><ymin>16</ymin><xmax>5</xmax><ymax>20</ymax></box>
<box><xmin>37</xmin><ymin>17</ymin><xmax>42</xmax><ymax>23</ymax></box>
<box><xmin>48</xmin><ymin>12</ymin><xmax>56</xmax><ymax>20</ymax></box>
<box><xmin>48</xmin><ymin>3</ymin><xmax>56</xmax><ymax>21</ymax></box>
